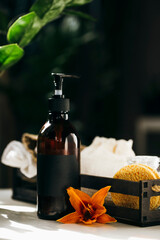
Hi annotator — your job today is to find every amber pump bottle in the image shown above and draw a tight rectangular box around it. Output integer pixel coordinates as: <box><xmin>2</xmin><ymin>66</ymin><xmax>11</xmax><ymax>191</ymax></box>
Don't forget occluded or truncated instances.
<box><xmin>37</xmin><ymin>73</ymin><xmax>80</xmax><ymax>220</ymax></box>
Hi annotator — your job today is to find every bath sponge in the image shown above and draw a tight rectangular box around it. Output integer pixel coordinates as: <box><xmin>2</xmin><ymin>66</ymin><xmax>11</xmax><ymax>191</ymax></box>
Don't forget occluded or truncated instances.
<box><xmin>111</xmin><ymin>164</ymin><xmax>160</xmax><ymax>210</ymax></box>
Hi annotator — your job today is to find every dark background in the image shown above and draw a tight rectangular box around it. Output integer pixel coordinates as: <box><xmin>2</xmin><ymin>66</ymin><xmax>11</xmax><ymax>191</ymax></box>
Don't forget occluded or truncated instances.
<box><xmin>0</xmin><ymin>0</ymin><xmax>160</xmax><ymax>187</ymax></box>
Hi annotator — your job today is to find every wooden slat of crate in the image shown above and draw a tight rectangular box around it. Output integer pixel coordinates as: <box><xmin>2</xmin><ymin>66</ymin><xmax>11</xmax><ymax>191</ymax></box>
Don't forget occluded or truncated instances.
<box><xmin>81</xmin><ymin>174</ymin><xmax>140</xmax><ymax>195</ymax></box>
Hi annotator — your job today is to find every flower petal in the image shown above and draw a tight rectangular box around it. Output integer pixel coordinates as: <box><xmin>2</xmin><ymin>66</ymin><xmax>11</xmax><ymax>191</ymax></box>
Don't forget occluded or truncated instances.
<box><xmin>96</xmin><ymin>213</ymin><xmax>117</xmax><ymax>224</ymax></box>
<box><xmin>81</xmin><ymin>218</ymin><xmax>97</xmax><ymax>225</ymax></box>
<box><xmin>57</xmin><ymin>211</ymin><xmax>81</xmax><ymax>224</ymax></box>
<box><xmin>92</xmin><ymin>204</ymin><xmax>106</xmax><ymax>219</ymax></box>
<box><xmin>73</xmin><ymin>188</ymin><xmax>91</xmax><ymax>204</ymax></box>
<box><xmin>91</xmin><ymin>186</ymin><xmax>111</xmax><ymax>206</ymax></box>
<box><xmin>67</xmin><ymin>187</ymin><xmax>87</xmax><ymax>214</ymax></box>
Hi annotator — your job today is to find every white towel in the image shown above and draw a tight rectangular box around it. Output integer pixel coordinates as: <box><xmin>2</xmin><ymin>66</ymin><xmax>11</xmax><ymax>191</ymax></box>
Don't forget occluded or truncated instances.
<box><xmin>81</xmin><ymin>136</ymin><xmax>135</xmax><ymax>178</ymax></box>
<box><xmin>1</xmin><ymin>141</ymin><xmax>37</xmax><ymax>178</ymax></box>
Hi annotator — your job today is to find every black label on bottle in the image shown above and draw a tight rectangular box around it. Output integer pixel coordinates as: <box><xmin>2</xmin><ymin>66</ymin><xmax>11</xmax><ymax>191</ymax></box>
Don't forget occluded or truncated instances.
<box><xmin>37</xmin><ymin>155</ymin><xmax>79</xmax><ymax>197</ymax></box>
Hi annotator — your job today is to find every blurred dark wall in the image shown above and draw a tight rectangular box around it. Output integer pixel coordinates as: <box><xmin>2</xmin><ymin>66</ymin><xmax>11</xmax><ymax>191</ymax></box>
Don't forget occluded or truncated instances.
<box><xmin>120</xmin><ymin>0</ymin><xmax>160</xmax><ymax>139</ymax></box>
<box><xmin>0</xmin><ymin>0</ymin><xmax>160</xmax><ymax>187</ymax></box>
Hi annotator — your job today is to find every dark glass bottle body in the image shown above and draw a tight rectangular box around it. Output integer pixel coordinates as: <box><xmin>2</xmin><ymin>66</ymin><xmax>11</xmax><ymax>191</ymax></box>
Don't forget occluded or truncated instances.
<box><xmin>37</xmin><ymin>112</ymin><xmax>80</xmax><ymax>220</ymax></box>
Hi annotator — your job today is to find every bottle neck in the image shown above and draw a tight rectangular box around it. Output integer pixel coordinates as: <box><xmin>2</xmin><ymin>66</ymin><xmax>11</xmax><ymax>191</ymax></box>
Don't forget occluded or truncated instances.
<box><xmin>48</xmin><ymin>112</ymin><xmax>69</xmax><ymax>121</ymax></box>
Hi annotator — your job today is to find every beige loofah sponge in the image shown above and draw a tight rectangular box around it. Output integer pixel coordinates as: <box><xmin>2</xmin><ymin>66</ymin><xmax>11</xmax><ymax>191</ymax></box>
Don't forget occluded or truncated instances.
<box><xmin>111</xmin><ymin>164</ymin><xmax>160</xmax><ymax>210</ymax></box>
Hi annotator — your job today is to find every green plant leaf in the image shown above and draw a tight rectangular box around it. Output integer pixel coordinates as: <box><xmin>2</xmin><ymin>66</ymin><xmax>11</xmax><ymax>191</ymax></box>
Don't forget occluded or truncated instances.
<box><xmin>30</xmin><ymin>0</ymin><xmax>72</xmax><ymax>26</ymax></box>
<box><xmin>66</xmin><ymin>0</ymin><xmax>92</xmax><ymax>7</ymax></box>
<box><xmin>7</xmin><ymin>0</ymin><xmax>94</xmax><ymax>49</ymax></box>
<box><xmin>30</xmin><ymin>0</ymin><xmax>54</xmax><ymax>19</ymax></box>
<box><xmin>0</xmin><ymin>44</ymin><xmax>24</xmax><ymax>71</ymax></box>
<box><xmin>64</xmin><ymin>9</ymin><xmax>96</xmax><ymax>21</ymax></box>
<box><xmin>7</xmin><ymin>12</ymin><xmax>42</xmax><ymax>48</ymax></box>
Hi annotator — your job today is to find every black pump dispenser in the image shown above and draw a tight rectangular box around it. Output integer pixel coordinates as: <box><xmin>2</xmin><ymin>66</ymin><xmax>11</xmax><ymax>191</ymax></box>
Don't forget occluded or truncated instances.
<box><xmin>49</xmin><ymin>73</ymin><xmax>78</xmax><ymax>113</ymax></box>
<box><xmin>37</xmin><ymin>72</ymin><xmax>80</xmax><ymax>220</ymax></box>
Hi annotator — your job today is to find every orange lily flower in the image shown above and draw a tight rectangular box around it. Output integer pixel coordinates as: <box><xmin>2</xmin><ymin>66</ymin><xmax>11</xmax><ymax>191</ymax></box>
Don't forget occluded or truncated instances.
<box><xmin>57</xmin><ymin>186</ymin><xmax>117</xmax><ymax>224</ymax></box>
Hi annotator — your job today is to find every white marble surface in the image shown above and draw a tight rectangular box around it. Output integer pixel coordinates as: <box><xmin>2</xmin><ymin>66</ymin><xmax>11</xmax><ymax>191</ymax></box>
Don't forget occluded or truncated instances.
<box><xmin>0</xmin><ymin>189</ymin><xmax>160</xmax><ymax>240</ymax></box>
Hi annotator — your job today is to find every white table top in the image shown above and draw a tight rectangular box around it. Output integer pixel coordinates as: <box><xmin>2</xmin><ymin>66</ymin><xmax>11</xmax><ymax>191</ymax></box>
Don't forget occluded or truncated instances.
<box><xmin>0</xmin><ymin>189</ymin><xmax>160</xmax><ymax>240</ymax></box>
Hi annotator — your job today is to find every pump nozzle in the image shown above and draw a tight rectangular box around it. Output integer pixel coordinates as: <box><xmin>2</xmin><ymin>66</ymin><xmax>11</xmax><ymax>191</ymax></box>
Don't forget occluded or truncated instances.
<box><xmin>51</xmin><ymin>73</ymin><xmax>79</xmax><ymax>97</ymax></box>
<box><xmin>49</xmin><ymin>73</ymin><xmax>79</xmax><ymax>113</ymax></box>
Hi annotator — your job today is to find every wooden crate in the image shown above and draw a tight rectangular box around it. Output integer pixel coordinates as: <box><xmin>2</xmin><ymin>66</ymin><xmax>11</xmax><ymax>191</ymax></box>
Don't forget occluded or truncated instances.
<box><xmin>12</xmin><ymin>169</ymin><xmax>36</xmax><ymax>204</ymax></box>
<box><xmin>12</xmin><ymin>169</ymin><xmax>160</xmax><ymax>226</ymax></box>
<box><xmin>81</xmin><ymin>175</ymin><xmax>160</xmax><ymax>227</ymax></box>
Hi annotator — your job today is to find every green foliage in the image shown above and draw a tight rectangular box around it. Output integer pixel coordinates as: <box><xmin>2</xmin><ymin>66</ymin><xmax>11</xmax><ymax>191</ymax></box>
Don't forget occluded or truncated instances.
<box><xmin>0</xmin><ymin>0</ymin><xmax>93</xmax><ymax>72</ymax></box>
<box><xmin>30</xmin><ymin>0</ymin><xmax>72</xmax><ymax>25</ymax></box>
<box><xmin>0</xmin><ymin>44</ymin><xmax>24</xmax><ymax>71</ymax></box>
<box><xmin>7</xmin><ymin>12</ymin><xmax>42</xmax><ymax>48</ymax></box>
<box><xmin>67</xmin><ymin>0</ymin><xmax>92</xmax><ymax>7</ymax></box>
<box><xmin>30</xmin><ymin>0</ymin><xmax>56</xmax><ymax>19</ymax></box>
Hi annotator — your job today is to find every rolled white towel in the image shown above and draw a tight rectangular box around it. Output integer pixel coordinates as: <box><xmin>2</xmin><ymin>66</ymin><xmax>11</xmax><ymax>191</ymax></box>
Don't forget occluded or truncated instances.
<box><xmin>1</xmin><ymin>141</ymin><xmax>37</xmax><ymax>178</ymax></box>
<box><xmin>81</xmin><ymin>136</ymin><xmax>135</xmax><ymax>178</ymax></box>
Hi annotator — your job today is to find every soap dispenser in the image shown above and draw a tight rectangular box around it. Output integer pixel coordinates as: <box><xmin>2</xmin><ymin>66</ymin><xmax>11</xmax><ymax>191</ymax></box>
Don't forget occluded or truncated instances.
<box><xmin>37</xmin><ymin>73</ymin><xmax>80</xmax><ymax>220</ymax></box>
